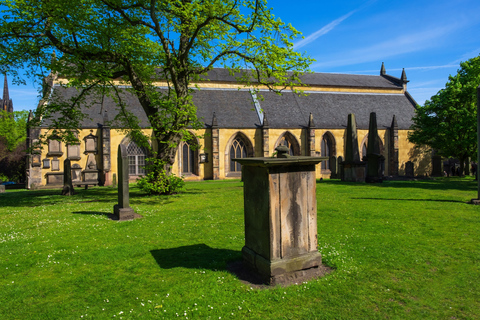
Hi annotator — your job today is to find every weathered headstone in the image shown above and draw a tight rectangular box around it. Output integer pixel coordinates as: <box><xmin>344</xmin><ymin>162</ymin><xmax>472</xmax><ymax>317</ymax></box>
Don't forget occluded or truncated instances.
<box><xmin>112</xmin><ymin>173</ymin><xmax>117</xmax><ymax>188</ymax></box>
<box><xmin>234</xmin><ymin>146</ymin><xmax>327</xmax><ymax>285</ymax></box>
<box><xmin>61</xmin><ymin>159</ymin><xmax>75</xmax><ymax>195</ymax></box>
<box><xmin>338</xmin><ymin>156</ymin><xmax>344</xmax><ymax>180</ymax></box>
<box><xmin>330</xmin><ymin>155</ymin><xmax>337</xmax><ymax>179</ymax></box>
<box><xmin>405</xmin><ymin>161</ymin><xmax>414</xmax><ymax>177</ymax></box>
<box><xmin>431</xmin><ymin>151</ymin><xmax>443</xmax><ymax>177</ymax></box>
<box><xmin>113</xmin><ymin>144</ymin><xmax>140</xmax><ymax>221</ymax></box>
<box><xmin>365</xmin><ymin>112</ymin><xmax>384</xmax><ymax>183</ymax></box>
<box><xmin>0</xmin><ymin>185</ymin><xmax>5</xmax><ymax>193</ymax></box>
<box><xmin>341</xmin><ymin>113</ymin><xmax>365</xmax><ymax>182</ymax></box>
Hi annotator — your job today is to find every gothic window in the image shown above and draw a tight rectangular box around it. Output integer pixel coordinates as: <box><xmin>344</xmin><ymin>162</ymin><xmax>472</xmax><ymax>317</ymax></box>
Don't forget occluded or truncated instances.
<box><xmin>230</xmin><ymin>137</ymin><xmax>247</xmax><ymax>173</ymax></box>
<box><xmin>278</xmin><ymin>136</ymin><xmax>295</xmax><ymax>156</ymax></box>
<box><xmin>181</xmin><ymin>140</ymin><xmax>198</xmax><ymax>175</ymax></box>
<box><xmin>362</xmin><ymin>141</ymin><xmax>367</xmax><ymax>159</ymax></box>
<box><xmin>276</xmin><ymin>132</ymin><xmax>300</xmax><ymax>156</ymax></box>
<box><xmin>127</xmin><ymin>141</ymin><xmax>146</xmax><ymax>176</ymax></box>
<box><xmin>321</xmin><ymin>133</ymin><xmax>334</xmax><ymax>171</ymax></box>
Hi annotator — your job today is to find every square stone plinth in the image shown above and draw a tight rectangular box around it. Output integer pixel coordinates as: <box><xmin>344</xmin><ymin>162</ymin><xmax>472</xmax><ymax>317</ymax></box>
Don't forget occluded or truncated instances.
<box><xmin>234</xmin><ymin>156</ymin><xmax>326</xmax><ymax>284</ymax></box>
<box><xmin>113</xmin><ymin>205</ymin><xmax>137</xmax><ymax>221</ymax></box>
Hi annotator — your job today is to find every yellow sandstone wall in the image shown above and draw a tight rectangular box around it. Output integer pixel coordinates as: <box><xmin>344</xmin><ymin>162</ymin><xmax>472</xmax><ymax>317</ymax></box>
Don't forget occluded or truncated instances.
<box><xmin>35</xmin><ymin>126</ymin><xmax>429</xmax><ymax>187</ymax></box>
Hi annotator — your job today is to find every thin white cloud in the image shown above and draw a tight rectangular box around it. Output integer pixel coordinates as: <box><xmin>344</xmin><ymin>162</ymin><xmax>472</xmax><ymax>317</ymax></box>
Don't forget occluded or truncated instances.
<box><xmin>312</xmin><ymin>25</ymin><xmax>460</xmax><ymax>69</ymax></box>
<box><xmin>293</xmin><ymin>10</ymin><xmax>357</xmax><ymax>50</ymax></box>
<box><xmin>10</xmin><ymin>88</ymin><xmax>40</xmax><ymax>96</ymax></box>
<box><xmin>449</xmin><ymin>48</ymin><xmax>480</xmax><ymax>64</ymax></box>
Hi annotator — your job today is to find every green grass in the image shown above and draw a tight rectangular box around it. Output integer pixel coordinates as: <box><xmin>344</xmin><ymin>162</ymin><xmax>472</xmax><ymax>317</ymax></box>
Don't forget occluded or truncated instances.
<box><xmin>1</xmin><ymin>178</ymin><xmax>479</xmax><ymax>319</ymax></box>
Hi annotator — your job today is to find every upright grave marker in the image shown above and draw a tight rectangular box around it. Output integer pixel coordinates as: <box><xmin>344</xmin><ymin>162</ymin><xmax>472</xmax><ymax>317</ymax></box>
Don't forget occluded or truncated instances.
<box><xmin>365</xmin><ymin>112</ymin><xmax>384</xmax><ymax>183</ymax></box>
<box><xmin>61</xmin><ymin>158</ymin><xmax>75</xmax><ymax>195</ymax></box>
<box><xmin>341</xmin><ymin>113</ymin><xmax>365</xmax><ymax>182</ymax></box>
<box><xmin>113</xmin><ymin>144</ymin><xmax>140</xmax><ymax>220</ymax></box>
<box><xmin>234</xmin><ymin>146</ymin><xmax>327</xmax><ymax>285</ymax></box>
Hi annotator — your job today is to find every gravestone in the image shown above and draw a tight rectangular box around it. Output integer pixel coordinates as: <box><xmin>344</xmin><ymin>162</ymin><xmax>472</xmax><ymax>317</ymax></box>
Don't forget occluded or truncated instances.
<box><xmin>341</xmin><ymin>113</ymin><xmax>365</xmax><ymax>182</ymax></box>
<box><xmin>234</xmin><ymin>146</ymin><xmax>327</xmax><ymax>285</ymax></box>
<box><xmin>405</xmin><ymin>161</ymin><xmax>414</xmax><ymax>177</ymax></box>
<box><xmin>61</xmin><ymin>159</ymin><xmax>75</xmax><ymax>195</ymax></box>
<box><xmin>112</xmin><ymin>173</ymin><xmax>117</xmax><ymax>188</ymax></box>
<box><xmin>0</xmin><ymin>185</ymin><xmax>5</xmax><ymax>193</ymax></box>
<box><xmin>330</xmin><ymin>156</ymin><xmax>337</xmax><ymax>179</ymax></box>
<box><xmin>338</xmin><ymin>156</ymin><xmax>344</xmax><ymax>180</ymax></box>
<box><xmin>113</xmin><ymin>144</ymin><xmax>140</xmax><ymax>221</ymax></box>
<box><xmin>365</xmin><ymin>112</ymin><xmax>384</xmax><ymax>183</ymax></box>
<box><xmin>431</xmin><ymin>152</ymin><xmax>443</xmax><ymax>177</ymax></box>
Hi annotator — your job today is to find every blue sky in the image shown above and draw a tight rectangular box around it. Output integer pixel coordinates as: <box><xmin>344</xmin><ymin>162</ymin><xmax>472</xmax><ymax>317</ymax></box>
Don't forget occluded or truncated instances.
<box><xmin>4</xmin><ymin>0</ymin><xmax>480</xmax><ymax>112</ymax></box>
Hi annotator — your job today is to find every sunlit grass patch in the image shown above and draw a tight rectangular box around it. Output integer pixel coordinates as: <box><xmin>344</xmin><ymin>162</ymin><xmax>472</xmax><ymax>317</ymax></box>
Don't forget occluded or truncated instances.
<box><xmin>1</xmin><ymin>178</ymin><xmax>479</xmax><ymax>319</ymax></box>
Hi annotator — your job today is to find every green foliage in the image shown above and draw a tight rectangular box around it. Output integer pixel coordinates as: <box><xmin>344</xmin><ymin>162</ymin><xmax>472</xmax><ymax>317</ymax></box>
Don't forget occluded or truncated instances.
<box><xmin>136</xmin><ymin>157</ymin><xmax>185</xmax><ymax>195</ymax></box>
<box><xmin>0</xmin><ymin>0</ymin><xmax>313</xmax><ymax>173</ymax></box>
<box><xmin>0</xmin><ymin>110</ymin><xmax>28</xmax><ymax>152</ymax></box>
<box><xmin>408</xmin><ymin>55</ymin><xmax>480</xmax><ymax>164</ymax></box>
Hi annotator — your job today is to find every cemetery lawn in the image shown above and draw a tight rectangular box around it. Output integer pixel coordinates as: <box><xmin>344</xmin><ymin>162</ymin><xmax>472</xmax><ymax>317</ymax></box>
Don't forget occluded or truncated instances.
<box><xmin>1</xmin><ymin>178</ymin><xmax>479</xmax><ymax>320</ymax></box>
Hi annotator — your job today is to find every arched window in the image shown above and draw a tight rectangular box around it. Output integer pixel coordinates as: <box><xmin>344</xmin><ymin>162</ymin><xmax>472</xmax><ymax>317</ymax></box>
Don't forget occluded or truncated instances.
<box><xmin>127</xmin><ymin>141</ymin><xmax>147</xmax><ymax>176</ymax></box>
<box><xmin>181</xmin><ymin>140</ymin><xmax>198</xmax><ymax>175</ymax></box>
<box><xmin>321</xmin><ymin>133</ymin><xmax>334</xmax><ymax>171</ymax></box>
<box><xmin>362</xmin><ymin>141</ymin><xmax>367</xmax><ymax>159</ymax></box>
<box><xmin>275</xmin><ymin>132</ymin><xmax>300</xmax><ymax>156</ymax></box>
<box><xmin>230</xmin><ymin>137</ymin><xmax>247</xmax><ymax>173</ymax></box>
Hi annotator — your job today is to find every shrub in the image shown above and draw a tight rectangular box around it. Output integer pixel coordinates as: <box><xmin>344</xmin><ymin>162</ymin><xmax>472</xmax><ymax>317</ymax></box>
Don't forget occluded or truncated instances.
<box><xmin>136</xmin><ymin>157</ymin><xmax>185</xmax><ymax>195</ymax></box>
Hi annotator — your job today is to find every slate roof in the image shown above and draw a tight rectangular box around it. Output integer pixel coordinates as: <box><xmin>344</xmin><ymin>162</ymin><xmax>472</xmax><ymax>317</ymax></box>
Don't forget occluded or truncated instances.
<box><xmin>41</xmin><ymin>70</ymin><xmax>416</xmax><ymax>130</ymax></box>
<box><xmin>199</xmin><ymin>68</ymin><xmax>403</xmax><ymax>89</ymax></box>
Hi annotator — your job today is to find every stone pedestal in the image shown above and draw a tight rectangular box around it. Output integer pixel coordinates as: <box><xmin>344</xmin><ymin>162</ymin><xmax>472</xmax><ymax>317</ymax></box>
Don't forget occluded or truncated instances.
<box><xmin>342</xmin><ymin>161</ymin><xmax>366</xmax><ymax>182</ymax></box>
<box><xmin>234</xmin><ymin>150</ymin><xmax>326</xmax><ymax>284</ymax></box>
<box><xmin>431</xmin><ymin>155</ymin><xmax>443</xmax><ymax>177</ymax></box>
<box><xmin>113</xmin><ymin>205</ymin><xmax>136</xmax><ymax>221</ymax></box>
<box><xmin>365</xmin><ymin>154</ymin><xmax>384</xmax><ymax>183</ymax></box>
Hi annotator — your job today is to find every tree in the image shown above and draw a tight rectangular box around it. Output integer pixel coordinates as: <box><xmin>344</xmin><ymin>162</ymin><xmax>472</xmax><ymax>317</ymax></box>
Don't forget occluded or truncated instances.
<box><xmin>0</xmin><ymin>110</ymin><xmax>28</xmax><ymax>151</ymax></box>
<box><xmin>0</xmin><ymin>0</ymin><xmax>312</xmax><ymax>179</ymax></box>
<box><xmin>408</xmin><ymin>55</ymin><xmax>480</xmax><ymax>175</ymax></box>
<box><xmin>0</xmin><ymin>110</ymin><xmax>28</xmax><ymax>182</ymax></box>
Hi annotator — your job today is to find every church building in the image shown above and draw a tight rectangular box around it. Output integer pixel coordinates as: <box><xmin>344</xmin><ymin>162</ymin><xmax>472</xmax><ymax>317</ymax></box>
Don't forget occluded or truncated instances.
<box><xmin>26</xmin><ymin>64</ymin><xmax>427</xmax><ymax>188</ymax></box>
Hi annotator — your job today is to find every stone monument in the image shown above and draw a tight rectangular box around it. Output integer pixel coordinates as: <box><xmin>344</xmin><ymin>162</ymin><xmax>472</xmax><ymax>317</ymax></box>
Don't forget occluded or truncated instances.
<box><xmin>113</xmin><ymin>144</ymin><xmax>140</xmax><ymax>221</ymax></box>
<box><xmin>405</xmin><ymin>161</ymin><xmax>414</xmax><ymax>177</ymax></box>
<box><xmin>234</xmin><ymin>146</ymin><xmax>326</xmax><ymax>285</ymax></box>
<box><xmin>341</xmin><ymin>113</ymin><xmax>365</xmax><ymax>182</ymax></box>
<box><xmin>365</xmin><ymin>112</ymin><xmax>384</xmax><ymax>183</ymax></box>
<box><xmin>431</xmin><ymin>150</ymin><xmax>443</xmax><ymax>177</ymax></box>
<box><xmin>61</xmin><ymin>159</ymin><xmax>75</xmax><ymax>195</ymax></box>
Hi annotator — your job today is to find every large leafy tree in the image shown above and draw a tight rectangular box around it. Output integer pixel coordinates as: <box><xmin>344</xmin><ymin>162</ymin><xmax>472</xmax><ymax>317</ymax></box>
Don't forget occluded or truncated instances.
<box><xmin>0</xmin><ymin>110</ymin><xmax>28</xmax><ymax>152</ymax></box>
<box><xmin>408</xmin><ymin>55</ymin><xmax>480</xmax><ymax>175</ymax></box>
<box><xmin>0</xmin><ymin>0</ymin><xmax>312</xmax><ymax>175</ymax></box>
<box><xmin>0</xmin><ymin>110</ymin><xmax>28</xmax><ymax>182</ymax></box>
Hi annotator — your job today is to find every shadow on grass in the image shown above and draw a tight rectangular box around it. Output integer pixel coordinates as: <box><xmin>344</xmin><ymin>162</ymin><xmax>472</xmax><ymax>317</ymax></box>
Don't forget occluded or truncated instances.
<box><xmin>352</xmin><ymin>197</ymin><xmax>465</xmax><ymax>203</ymax></box>
<box><xmin>72</xmin><ymin>210</ymin><xmax>112</xmax><ymax>216</ymax></box>
<box><xmin>151</xmin><ymin>244</ymin><xmax>240</xmax><ymax>270</ymax></box>
<box><xmin>151</xmin><ymin>244</ymin><xmax>270</xmax><ymax>285</ymax></box>
<box><xmin>320</xmin><ymin>178</ymin><xmax>478</xmax><ymax>192</ymax></box>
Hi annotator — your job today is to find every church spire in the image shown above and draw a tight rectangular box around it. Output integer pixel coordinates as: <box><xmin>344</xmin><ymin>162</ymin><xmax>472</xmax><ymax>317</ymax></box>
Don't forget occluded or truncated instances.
<box><xmin>3</xmin><ymin>74</ymin><xmax>9</xmax><ymax>103</ymax></box>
